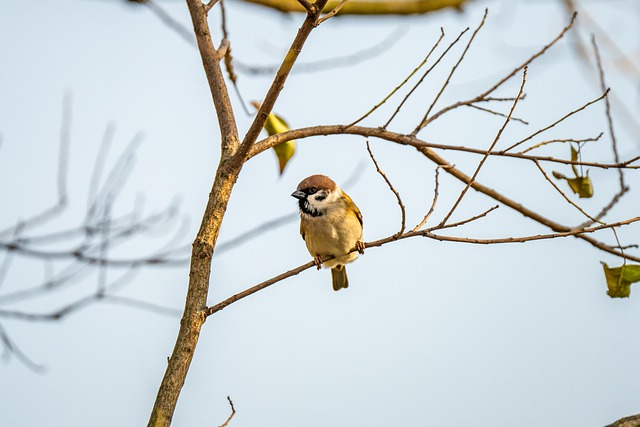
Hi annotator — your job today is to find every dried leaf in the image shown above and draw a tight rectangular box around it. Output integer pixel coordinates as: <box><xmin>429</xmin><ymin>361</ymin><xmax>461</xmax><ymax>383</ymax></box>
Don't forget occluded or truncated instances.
<box><xmin>601</xmin><ymin>262</ymin><xmax>640</xmax><ymax>298</ymax></box>
<box><xmin>567</xmin><ymin>174</ymin><xmax>594</xmax><ymax>198</ymax></box>
<box><xmin>552</xmin><ymin>147</ymin><xmax>593</xmax><ymax>198</ymax></box>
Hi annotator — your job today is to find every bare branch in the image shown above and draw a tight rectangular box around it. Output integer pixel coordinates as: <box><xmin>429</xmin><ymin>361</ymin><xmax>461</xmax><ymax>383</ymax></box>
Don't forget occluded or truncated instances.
<box><xmin>235</xmin><ymin>0</ymin><xmax>329</xmax><ymax>162</ymax></box>
<box><xmin>207</xmin><ymin>216</ymin><xmax>640</xmax><ymax>316</ymax></box>
<box><xmin>348</xmin><ymin>28</ymin><xmax>445</xmax><ymax>128</ymax></box>
<box><xmin>519</xmin><ymin>133</ymin><xmax>603</xmax><ymax>154</ymax></box>
<box><xmin>437</xmin><ymin>205</ymin><xmax>499</xmax><ymax>230</ymax></box>
<box><xmin>501</xmin><ymin>89</ymin><xmax>609</xmax><ymax>153</ymax></box>
<box><xmin>249</xmin><ymin>124</ymin><xmax>639</xmax><ymax>170</ymax></box>
<box><xmin>423</xmin><ymin>12</ymin><xmax>576</xmax><ymax>128</ymax></box>
<box><xmin>412</xmin><ymin>166</ymin><xmax>441</xmax><ymax>231</ymax></box>
<box><xmin>316</xmin><ymin>0</ymin><xmax>349</xmax><ymax>25</ymax></box>
<box><xmin>365</xmin><ymin>140</ymin><xmax>406</xmax><ymax>236</ymax></box>
<box><xmin>440</xmin><ymin>66</ymin><xmax>527</xmax><ymax>226</ymax></box>
<box><xmin>385</xmin><ymin>27</ymin><xmax>468</xmax><ymax>129</ymax></box>
<box><xmin>533</xmin><ymin>160</ymin><xmax>600</xmax><ymax>224</ymax></box>
<box><xmin>466</xmin><ymin>103</ymin><xmax>529</xmax><ymax>125</ymax></box>
<box><xmin>204</xmin><ymin>0</ymin><xmax>219</xmax><ymax>14</ymax></box>
<box><xmin>592</xmin><ymin>35</ymin><xmax>626</xmax><ymax>191</ymax></box>
<box><xmin>0</xmin><ymin>322</ymin><xmax>45</xmax><ymax>373</ymax></box>
<box><xmin>413</xmin><ymin>8</ymin><xmax>488</xmax><ymax>135</ymax></box>
<box><xmin>218</xmin><ymin>396</ymin><xmax>236</xmax><ymax>427</ymax></box>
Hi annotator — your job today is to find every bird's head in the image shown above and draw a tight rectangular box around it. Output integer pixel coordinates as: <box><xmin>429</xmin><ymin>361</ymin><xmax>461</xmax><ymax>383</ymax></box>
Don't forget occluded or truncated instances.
<box><xmin>291</xmin><ymin>174</ymin><xmax>341</xmax><ymax>217</ymax></box>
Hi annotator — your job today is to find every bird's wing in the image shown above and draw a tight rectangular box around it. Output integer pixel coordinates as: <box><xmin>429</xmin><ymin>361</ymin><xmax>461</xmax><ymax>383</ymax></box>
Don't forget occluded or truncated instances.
<box><xmin>344</xmin><ymin>192</ymin><xmax>363</xmax><ymax>227</ymax></box>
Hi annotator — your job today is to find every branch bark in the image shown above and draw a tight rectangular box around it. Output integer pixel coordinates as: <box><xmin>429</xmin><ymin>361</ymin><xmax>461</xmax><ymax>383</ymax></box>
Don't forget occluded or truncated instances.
<box><xmin>148</xmin><ymin>1</ymin><xmax>328</xmax><ymax>425</ymax></box>
<box><xmin>147</xmin><ymin>1</ymin><xmax>241</xmax><ymax>425</ymax></box>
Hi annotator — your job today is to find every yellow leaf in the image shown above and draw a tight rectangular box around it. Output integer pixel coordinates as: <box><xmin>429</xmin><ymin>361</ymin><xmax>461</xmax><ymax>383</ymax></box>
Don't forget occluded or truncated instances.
<box><xmin>251</xmin><ymin>101</ymin><xmax>296</xmax><ymax>175</ymax></box>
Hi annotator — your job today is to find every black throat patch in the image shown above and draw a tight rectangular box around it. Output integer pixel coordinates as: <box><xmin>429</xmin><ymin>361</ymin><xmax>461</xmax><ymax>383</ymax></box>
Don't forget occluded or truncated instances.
<box><xmin>298</xmin><ymin>199</ymin><xmax>324</xmax><ymax>217</ymax></box>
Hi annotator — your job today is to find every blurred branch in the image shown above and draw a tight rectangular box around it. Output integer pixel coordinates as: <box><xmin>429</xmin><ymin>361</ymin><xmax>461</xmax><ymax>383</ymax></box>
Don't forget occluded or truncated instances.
<box><xmin>237</xmin><ymin>0</ymin><xmax>468</xmax><ymax>15</ymax></box>
<box><xmin>0</xmin><ymin>93</ymin><xmax>71</xmax><ymax>239</ymax></box>
<box><xmin>605</xmin><ymin>413</ymin><xmax>640</xmax><ymax>427</ymax></box>
<box><xmin>235</xmin><ymin>27</ymin><xmax>407</xmax><ymax>76</ymax></box>
<box><xmin>0</xmin><ymin>102</ymin><xmax>188</xmax><ymax>370</ymax></box>
<box><xmin>0</xmin><ymin>322</ymin><xmax>45</xmax><ymax>373</ymax></box>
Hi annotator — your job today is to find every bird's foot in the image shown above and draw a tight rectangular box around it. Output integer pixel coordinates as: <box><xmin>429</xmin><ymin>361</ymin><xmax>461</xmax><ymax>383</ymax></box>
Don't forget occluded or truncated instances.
<box><xmin>355</xmin><ymin>241</ymin><xmax>365</xmax><ymax>255</ymax></box>
<box><xmin>313</xmin><ymin>256</ymin><xmax>323</xmax><ymax>270</ymax></box>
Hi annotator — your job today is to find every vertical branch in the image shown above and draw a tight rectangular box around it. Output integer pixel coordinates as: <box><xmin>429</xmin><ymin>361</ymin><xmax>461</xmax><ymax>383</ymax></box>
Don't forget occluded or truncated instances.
<box><xmin>147</xmin><ymin>1</ymin><xmax>243</xmax><ymax>426</ymax></box>
<box><xmin>149</xmin><ymin>1</ymin><xmax>327</xmax><ymax>426</ymax></box>
<box><xmin>591</xmin><ymin>35</ymin><xmax>625</xmax><ymax>190</ymax></box>
<box><xmin>187</xmin><ymin>0</ymin><xmax>240</xmax><ymax>154</ymax></box>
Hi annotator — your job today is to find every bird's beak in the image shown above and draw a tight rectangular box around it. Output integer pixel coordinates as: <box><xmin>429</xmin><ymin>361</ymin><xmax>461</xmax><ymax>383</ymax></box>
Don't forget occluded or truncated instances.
<box><xmin>291</xmin><ymin>190</ymin><xmax>306</xmax><ymax>200</ymax></box>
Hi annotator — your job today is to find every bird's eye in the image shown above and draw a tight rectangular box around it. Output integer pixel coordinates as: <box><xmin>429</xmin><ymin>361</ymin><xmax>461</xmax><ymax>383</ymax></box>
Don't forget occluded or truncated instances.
<box><xmin>308</xmin><ymin>187</ymin><xmax>317</xmax><ymax>194</ymax></box>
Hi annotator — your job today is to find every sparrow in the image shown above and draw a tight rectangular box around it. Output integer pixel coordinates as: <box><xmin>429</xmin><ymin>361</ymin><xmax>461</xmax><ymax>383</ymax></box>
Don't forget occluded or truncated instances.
<box><xmin>291</xmin><ymin>174</ymin><xmax>365</xmax><ymax>291</ymax></box>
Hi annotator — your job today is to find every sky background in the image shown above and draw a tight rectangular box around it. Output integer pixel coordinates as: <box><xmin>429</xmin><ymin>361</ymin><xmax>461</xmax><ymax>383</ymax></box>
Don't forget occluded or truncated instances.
<box><xmin>1</xmin><ymin>0</ymin><xmax>639</xmax><ymax>426</ymax></box>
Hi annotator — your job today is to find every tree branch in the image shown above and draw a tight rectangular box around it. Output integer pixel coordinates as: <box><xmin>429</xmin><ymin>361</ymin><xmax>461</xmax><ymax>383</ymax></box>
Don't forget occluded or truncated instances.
<box><xmin>239</xmin><ymin>0</ymin><xmax>468</xmax><ymax>15</ymax></box>
<box><xmin>207</xmin><ymin>216</ymin><xmax>640</xmax><ymax>316</ymax></box>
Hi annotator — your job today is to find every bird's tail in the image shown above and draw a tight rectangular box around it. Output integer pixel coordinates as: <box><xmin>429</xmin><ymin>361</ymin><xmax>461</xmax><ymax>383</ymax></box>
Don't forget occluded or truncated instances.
<box><xmin>331</xmin><ymin>265</ymin><xmax>349</xmax><ymax>291</ymax></box>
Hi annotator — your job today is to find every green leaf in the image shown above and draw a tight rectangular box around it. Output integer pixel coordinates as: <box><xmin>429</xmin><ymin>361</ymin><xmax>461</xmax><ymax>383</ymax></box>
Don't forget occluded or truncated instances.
<box><xmin>601</xmin><ymin>262</ymin><xmax>640</xmax><ymax>298</ymax></box>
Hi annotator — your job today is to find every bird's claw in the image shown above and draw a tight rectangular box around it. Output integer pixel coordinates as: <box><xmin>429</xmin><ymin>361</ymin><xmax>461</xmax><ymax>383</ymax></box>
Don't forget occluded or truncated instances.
<box><xmin>313</xmin><ymin>256</ymin><xmax>323</xmax><ymax>270</ymax></box>
<box><xmin>356</xmin><ymin>241</ymin><xmax>365</xmax><ymax>255</ymax></box>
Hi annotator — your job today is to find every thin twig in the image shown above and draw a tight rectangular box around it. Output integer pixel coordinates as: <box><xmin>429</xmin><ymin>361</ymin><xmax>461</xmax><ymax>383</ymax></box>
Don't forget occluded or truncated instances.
<box><xmin>218</xmin><ymin>396</ymin><xmax>236</xmax><ymax>427</ymax></box>
<box><xmin>533</xmin><ymin>160</ymin><xmax>600</xmax><ymax>224</ymax></box>
<box><xmin>316</xmin><ymin>0</ymin><xmax>349</xmax><ymax>25</ymax></box>
<box><xmin>365</xmin><ymin>140</ymin><xmax>406</xmax><ymax>236</ymax></box>
<box><xmin>249</xmin><ymin>124</ymin><xmax>639</xmax><ymax>170</ymax></box>
<box><xmin>348</xmin><ymin>28</ymin><xmax>445</xmax><ymax>128</ymax></box>
<box><xmin>422</xmin><ymin>12</ymin><xmax>576</xmax><ymax>128</ymax></box>
<box><xmin>437</xmin><ymin>205</ymin><xmax>499</xmax><ymax>230</ymax></box>
<box><xmin>412</xmin><ymin>166</ymin><xmax>441</xmax><ymax>231</ymax></box>
<box><xmin>412</xmin><ymin>8</ymin><xmax>488</xmax><ymax>135</ymax></box>
<box><xmin>145</xmin><ymin>0</ymin><xmax>195</xmax><ymax>43</ymax></box>
<box><xmin>467</xmin><ymin>103</ymin><xmax>529</xmax><ymax>125</ymax></box>
<box><xmin>500</xmin><ymin>89</ymin><xmax>609</xmax><ymax>153</ymax></box>
<box><xmin>204</xmin><ymin>0</ymin><xmax>219</xmax><ymax>14</ymax></box>
<box><xmin>520</xmin><ymin>133</ymin><xmax>603</xmax><ymax>154</ymax></box>
<box><xmin>592</xmin><ymin>35</ymin><xmax>626</xmax><ymax>192</ymax></box>
<box><xmin>440</xmin><ymin>66</ymin><xmax>528</xmax><ymax>226</ymax></box>
<box><xmin>207</xmin><ymin>215</ymin><xmax>640</xmax><ymax>316</ymax></box>
<box><xmin>0</xmin><ymin>322</ymin><xmax>45</xmax><ymax>373</ymax></box>
<box><xmin>385</xmin><ymin>27</ymin><xmax>468</xmax><ymax>129</ymax></box>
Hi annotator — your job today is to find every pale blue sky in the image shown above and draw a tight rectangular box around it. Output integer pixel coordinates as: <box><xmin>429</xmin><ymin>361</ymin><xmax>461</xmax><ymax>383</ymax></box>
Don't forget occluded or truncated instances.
<box><xmin>1</xmin><ymin>1</ymin><xmax>639</xmax><ymax>426</ymax></box>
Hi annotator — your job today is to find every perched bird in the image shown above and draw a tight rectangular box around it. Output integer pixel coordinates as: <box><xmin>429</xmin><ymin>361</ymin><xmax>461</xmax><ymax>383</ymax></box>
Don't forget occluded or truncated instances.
<box><xmin>291</xmin><ymin>174</ymin><xmax>365</xmax><ymax>290</ymax></box>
